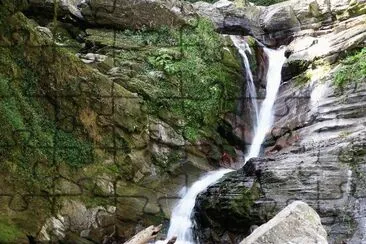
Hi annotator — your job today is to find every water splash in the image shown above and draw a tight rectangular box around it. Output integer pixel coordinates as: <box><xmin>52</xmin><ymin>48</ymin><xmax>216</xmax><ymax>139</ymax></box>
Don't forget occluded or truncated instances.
<box><xmin>246</xmin><ymin>47</ymin><xmax>286</xmax><ymax>160</ymax></box>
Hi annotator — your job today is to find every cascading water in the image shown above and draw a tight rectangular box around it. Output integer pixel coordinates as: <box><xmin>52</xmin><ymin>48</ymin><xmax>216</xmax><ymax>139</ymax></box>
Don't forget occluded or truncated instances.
<box><xmin>161</xmin><ymin>169</ymin><xmax>233</xmax><ymax>244</ymax></box>
<box><xmin>230</xmin><ymin>36</ymin><xmax>259</xmax><ymax>124</ymax></box>
<box><xmin>245</xmin><ymin>47</ymin><xmax>286</xmax><ymax>160</ymax></box>
<box><xmin>158</xmin><ymin>41</ymin><xmax>286</xmax><ymax>244</ymax></box>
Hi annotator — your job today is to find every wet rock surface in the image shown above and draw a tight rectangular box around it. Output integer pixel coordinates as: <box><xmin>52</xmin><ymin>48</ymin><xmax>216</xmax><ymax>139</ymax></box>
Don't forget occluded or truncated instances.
<box><xmin>195</xmin><ymin>66</ymin><xmax>366</xmax><ymax>243</ymax></box>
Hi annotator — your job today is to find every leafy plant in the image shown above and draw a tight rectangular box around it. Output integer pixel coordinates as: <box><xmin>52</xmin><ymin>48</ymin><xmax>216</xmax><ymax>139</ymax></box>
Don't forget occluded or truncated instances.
<box><xmin>148</xmin><ymin>50</ymin><xmax>177</xmax><ymax>75</ymax></box>
<box><xmin>146</xmin><ymin>19</ymin><xmax>240</xmax><ymax>141</ymax></box>
<box><xmin>334</xmin><ymin>48</ymin><xmax>366</xmax><ymax>89</ymax></box>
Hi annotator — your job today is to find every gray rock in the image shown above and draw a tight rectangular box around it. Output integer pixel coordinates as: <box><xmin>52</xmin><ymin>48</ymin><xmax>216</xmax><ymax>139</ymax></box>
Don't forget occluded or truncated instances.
<box><xmin>194</xmin><ymin>66</ymin><xmax>366</xmax><ymax>243</ymax></box>
<box><xmin>37</xmin><ymin>200</ymin><xmax>117</xmax><ymax>243</ymax></box>
<box><xmin>28</xmin><ymin>0</ymin><xmax>84</xmax><ymax>19</ymax></box>
<box><xmin>77</xmin><ymin>53</ymin><xmax>107</xmax><ymax>63</ymax></box>
<box><xmin>80</xmin><ymin>0</ymin><xmax>195</xmax><ymax>30</ymax></box>
<box><xmin>37</xmin><ymin>215</ymin><xmax>66</xmax><ymax>241</ymax></box>
<box><xmin>240</xmin><ymin>201</ymin><xmax>328</xmax><ymax>244</ymax></box>
<box><xmin>35</xmin><ymin>26</ymin><xmax>53</xmax><ymax>40</ymax></box>
<box><xmin>193</xmin><ymin>0</ymin><xmax>264</xmax><ymax>39</ymax></box>
<box><xmin>193</xmin><ymin>0</ymin><xmax>366</xmax><ymax>51</ymax></box>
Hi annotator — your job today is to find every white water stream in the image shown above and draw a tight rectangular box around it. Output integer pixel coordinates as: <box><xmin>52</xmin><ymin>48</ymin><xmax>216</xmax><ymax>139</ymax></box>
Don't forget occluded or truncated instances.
<box><xmin>162</xmin><ymin>169</ymin><xmax>233</xmax><ymax>244</ymax></box>
<box><xmin>245</xmin><ymin>47</ymin><xmax>286</xmax><ymax>160</ymax></box>
<box><xmin>157</xmin><ymin>41</ymin><xmax>286</xmax><ymax>244</ymax></box>
<box><xmin>230</xmin><ymin>36</ymin><xmax>259</xmax><ymax>124</ymax></box>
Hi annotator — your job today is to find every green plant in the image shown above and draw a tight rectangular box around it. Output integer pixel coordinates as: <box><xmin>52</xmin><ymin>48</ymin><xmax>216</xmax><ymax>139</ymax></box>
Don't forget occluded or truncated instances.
<box><xmin>148</xmin><ymin>50</ymin><xmax>178</xmax><ymax>75</ymax></box>
<box><xmin>145</xmin><ymin>19</ymin><xmax>240</xmax><ymax>141</ymax></box>
<box><xmin>0</xmin><ymin>219</ymin><xmax>23</xmax><ymax>243</ymax></box>
<box><xmin>334</xmin><ymin>48</ymin><xmax>366</xmax><ymax>89</ymax></box>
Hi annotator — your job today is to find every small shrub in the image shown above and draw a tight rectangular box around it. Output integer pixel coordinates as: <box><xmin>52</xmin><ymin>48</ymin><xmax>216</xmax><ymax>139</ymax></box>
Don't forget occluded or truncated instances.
<box><xmin>334</xmin><ymin>48</ymin><xmax>366</xmax><ymax>89</ymax></box>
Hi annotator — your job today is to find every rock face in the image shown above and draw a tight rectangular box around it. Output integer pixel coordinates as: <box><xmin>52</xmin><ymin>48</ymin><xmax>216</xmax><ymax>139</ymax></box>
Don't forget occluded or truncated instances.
<box><xmin>193</xmin><ymin>0</ymin><xmax>366</xmax><ymax>56</ymax></box>
<box><xmin>194</xmin><ymin>2</ymin><xmax>366</xmax><ymax>244</ymax></box>
<box><xmin>195</xmin><ymin>63</ymin><xmax>366</xmax><ymax>243</ymax></box>
<box><xmin>195</xmin><ymin>39</ymin><xmax>366</xmax><ymax>244</ymax></box>
<box><xmin>193</xmin><ymin>0</ymin><xmax>264</xmax><ymax>39</ymax></box>
<box><xmin>240</xmin><ymin>201</ymin><xmax>328</xmax><ymax>244</ymax></box>
<box><xmin>0</xmin><ymin>0</ymin><xmax>243</xmax><ymax>243</ymax></box>
<box><xmin>26</xmin><ymin>0</ymin><xmax>196</xmax><ymax>29</ymax></box>
<box><xmin>80</xmin><ymin>0</ymin><xmax>195</xmax><ymax>29</ymax></box>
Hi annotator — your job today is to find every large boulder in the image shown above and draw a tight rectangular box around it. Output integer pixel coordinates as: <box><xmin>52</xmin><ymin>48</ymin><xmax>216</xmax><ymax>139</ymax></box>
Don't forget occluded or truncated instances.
<box><xmin>240</xmin><ymin>201</ymin><xmax>328</xmax><ymax>244</ymax></box>
<box><xmin>26</xmin><ymin>0</ymin><xmax>197</xmax><ymax>30</ymax></box>
<box><xmin>80</xmin><ymin>0</ymin><xmax>195</xmax><ymax>30</ymax></box>
<box><xmin>193</xmin><ymin>0</ymin><xmax>265</xmax><ymax>38</ymax></box>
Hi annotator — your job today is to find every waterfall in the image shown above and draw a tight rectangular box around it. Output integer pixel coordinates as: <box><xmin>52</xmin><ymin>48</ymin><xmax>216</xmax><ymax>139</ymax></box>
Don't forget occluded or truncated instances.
<box><xmin>230</xmin><ymin>36</ymin><xmax>259</xmax><ymax>124</ymax></box>
<box><xmin>160</xmin><ymin>169</ymin><xmax>233</xmax><ymax>244</ymax></box>
<box><xmin>157</xmin><ymin>43</ymin><xmax>286</xmax><ymax>244</ymax></box>
<box><xmin>245</xmin><ymin>47</ymin><xmax>286</xmax><ymax>160</ymax></box>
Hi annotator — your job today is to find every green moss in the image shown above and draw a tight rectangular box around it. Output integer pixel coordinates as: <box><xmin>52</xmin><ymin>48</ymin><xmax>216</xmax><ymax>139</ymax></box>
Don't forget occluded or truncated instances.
<box><xmin>294</xmin><ymin>72</ymin><xmax>311</xmax><ymax>87</ymax></box>
<box><xmin>334</xmin><ymin>48</ymin><xmax>366</xmax><ymax>89</ymax></box>
<box><xmin>230</xmin><ymin>182</ymin><xmax>261</xmax><ymax>217</ymax></box>
<box><xmin>0</xmin><ymin>219</ymin><xmax>23</xmax><ymax>243</ymax></box>
<box><xmin>0</xmin><ymin>11</ymin><xmax>103</xmax><ymax>200</ymax></box>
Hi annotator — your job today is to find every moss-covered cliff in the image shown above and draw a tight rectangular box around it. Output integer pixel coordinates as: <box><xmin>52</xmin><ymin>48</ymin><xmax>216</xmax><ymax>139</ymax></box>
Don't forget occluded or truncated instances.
<box><xmin>0</xmin><ymin>0</ymin><xmax>243</xmax><ymax>242</ymax></box>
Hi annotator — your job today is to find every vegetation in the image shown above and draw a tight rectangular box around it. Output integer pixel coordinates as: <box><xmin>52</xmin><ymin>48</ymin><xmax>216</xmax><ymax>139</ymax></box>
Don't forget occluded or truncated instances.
<box><xmin>0</xmin><ymin>1</ymin><xmax>241</xmax><ymax>240</ymax></box>
<box><xmin>294</xmin><ymin>72</ymin><xmax>311</xmax><ymax>87</ymax></box>
<box><xmin>334</xmin><ymin>48</ymin><xmax>366</xmax><ymax>89</ymax></box>
<box><xmin>113</xmin><ymin>19</ymin><xmax>241</xmax><ymax>141</ymax></box>
<box><xmin>0</xmin><ymin>8</ymin><xmax>102</xmax><ymax>206</ymax></box>
<box><xmin>0</xmin><ymin>219</ymin><xmax>23</xmax><ymax>243</ymax></box>
<box><xmin>150</xmin><ymin>19</ymin><xmax>240</xmax><ymax>141</ymax></box>
<box><xmin>0</xmin><ymin>46</ymin><xmax>94</xmax><ymax>185</ymax></box>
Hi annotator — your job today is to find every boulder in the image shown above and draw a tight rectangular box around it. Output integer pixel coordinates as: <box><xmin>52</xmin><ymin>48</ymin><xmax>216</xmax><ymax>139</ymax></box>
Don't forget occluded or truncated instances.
<box><xmin>240</xmin><ymin>201</ymin><xmax>328</xmax><ymax>244</ymax></box>
<box><xmin>37</xmin><ymin>200</ymin><xmax>116</xmax><ymax>243</ymax></box>
<box><xmin>27</xmin><ymin>0</ymin><xmax>85</xmax><ymax>19</ymax></box>
<box><xmin>80</xmin><ymin>0</ymin><xmax>195</xmax><ymax>30</ymax></box>
<box><xmin>193</xmin><ymin>0</ymin><xmax>264</xmax><ymax>38</ymax></box>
